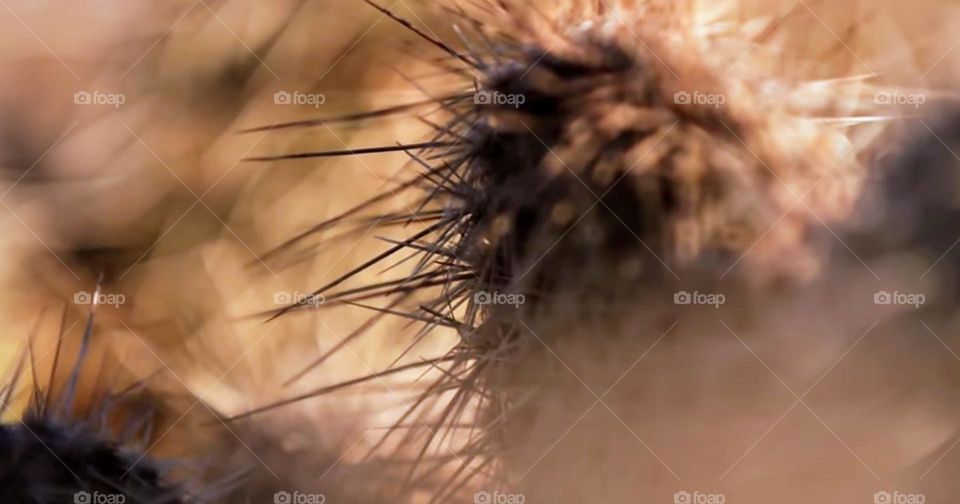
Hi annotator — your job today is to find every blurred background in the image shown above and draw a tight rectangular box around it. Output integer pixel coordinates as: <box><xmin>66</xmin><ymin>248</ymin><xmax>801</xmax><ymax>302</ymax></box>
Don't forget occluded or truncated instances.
<box><xmin>0</xmin><ymin>0</ymin><xmax>463</xmax><ymax>499</ymax></box>
<box><xmin>2</xmin><ymin>0</ymin><xmax>960</xmax><ymax>502</ymax></box>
